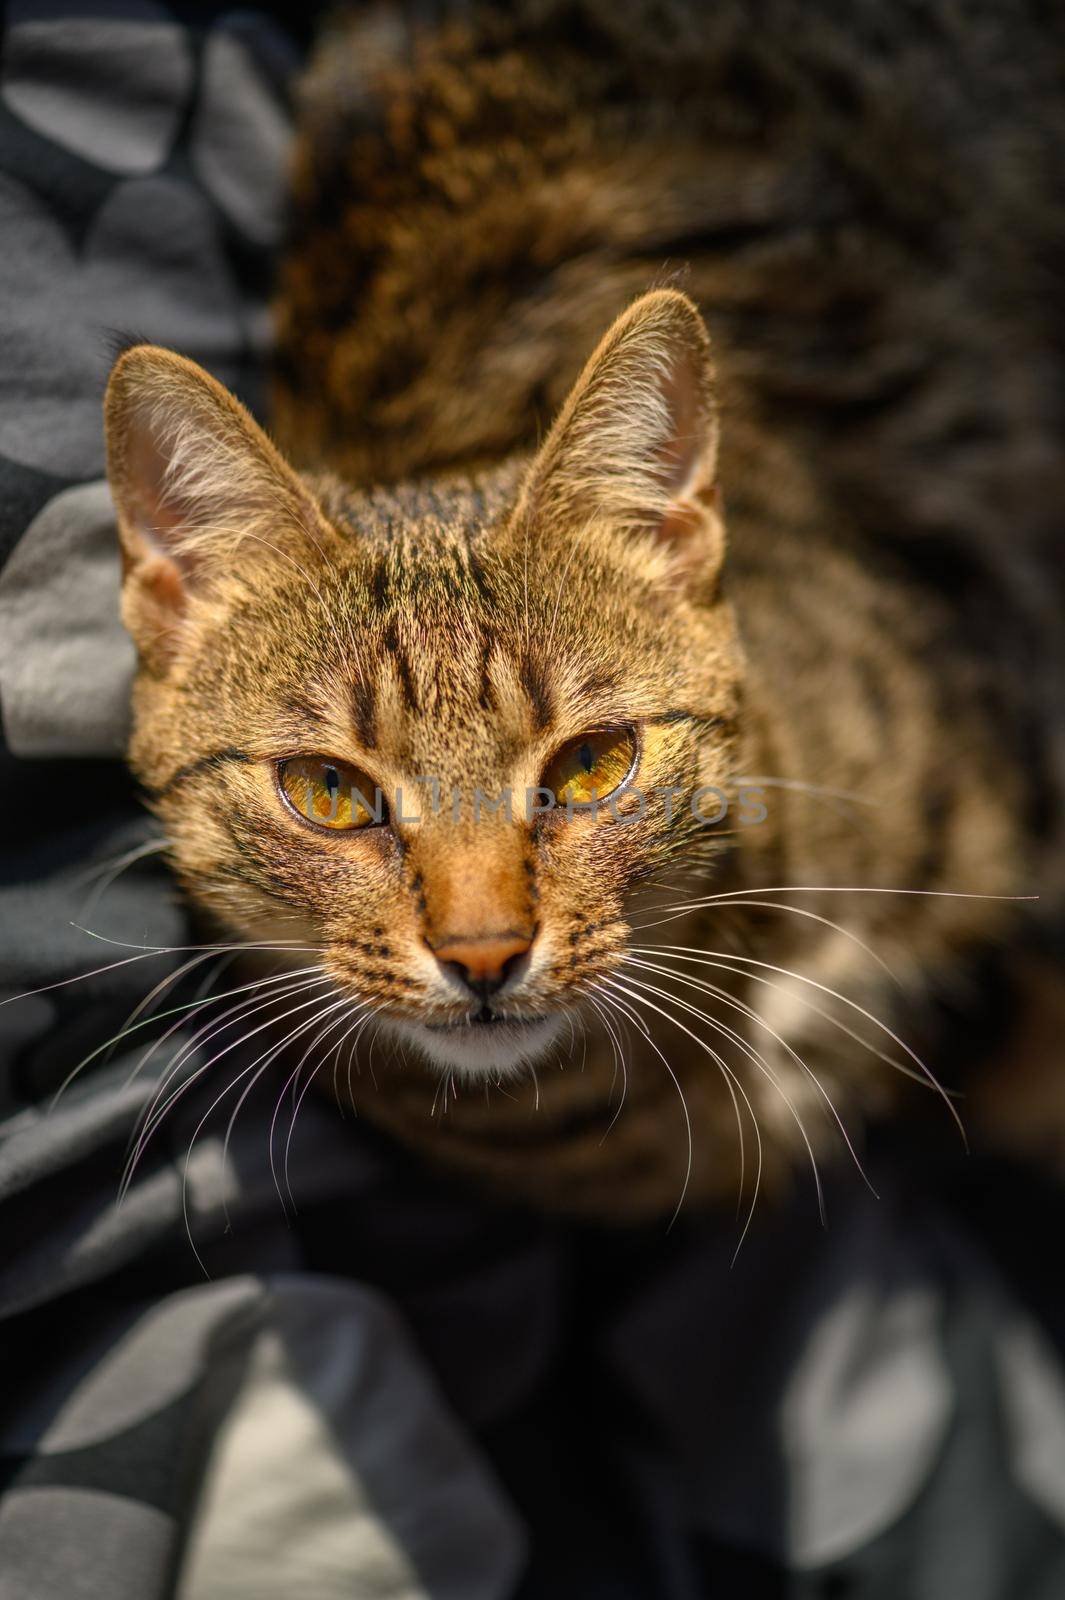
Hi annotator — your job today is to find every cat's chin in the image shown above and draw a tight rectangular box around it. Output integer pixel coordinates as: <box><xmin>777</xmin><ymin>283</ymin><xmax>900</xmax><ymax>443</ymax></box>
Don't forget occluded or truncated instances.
<box><xmin>385</xmin><ymin>1013</ymin><xmax>563</xmax><ymax>1080</ymax></box>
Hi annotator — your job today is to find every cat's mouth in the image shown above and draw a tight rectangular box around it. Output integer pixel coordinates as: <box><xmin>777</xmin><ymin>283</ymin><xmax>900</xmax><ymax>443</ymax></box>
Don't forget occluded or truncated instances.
<box><xmin>386</xmin><ymin>1008</ymin><xmax>563</xmax><ymax>1078</ymax></box>
<box><xmin>426</xmin><ymin>1006</ymin><xmax>547</xmax><ymax>1031</ymax></box>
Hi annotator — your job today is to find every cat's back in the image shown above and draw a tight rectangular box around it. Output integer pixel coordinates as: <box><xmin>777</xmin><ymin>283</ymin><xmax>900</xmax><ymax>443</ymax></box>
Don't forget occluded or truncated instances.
<box><xmin>276</xmin><ymin>0</ymin><xmax>1064</xmax><ymax>535</ymax></box>
<box><xmin>273</xmin><ymin>0</ymin><xmax>1065</xmax><ymax>903</ymax></box>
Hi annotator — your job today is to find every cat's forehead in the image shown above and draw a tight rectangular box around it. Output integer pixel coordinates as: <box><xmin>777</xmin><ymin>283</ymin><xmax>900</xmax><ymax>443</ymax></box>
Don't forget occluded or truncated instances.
<box><xmin>317</xmin><ymin>466</ymin><xmax>522</xmax><ymax>546</ymax></box>
<box><xmin>259</xmin><ymin>469</ymin><xmax>694</xmax><ymax>772</ymax></box>
<box><xmin>264</xmin><ymin>505</ymin><xmax>634</xmax><ymax>773</ymax></box>
<box><xmin>325</xmin><ymin>532</ymin><xmax>569</xmax><ymax>767</ymax></box>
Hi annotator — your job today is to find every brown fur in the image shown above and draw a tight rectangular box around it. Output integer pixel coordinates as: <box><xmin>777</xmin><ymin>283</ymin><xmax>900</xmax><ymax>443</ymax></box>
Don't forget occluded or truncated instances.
<box><xmin>104</xmin><ymin>1</ymin><xmax>1064</xmax><ymax>1219</ymax></box>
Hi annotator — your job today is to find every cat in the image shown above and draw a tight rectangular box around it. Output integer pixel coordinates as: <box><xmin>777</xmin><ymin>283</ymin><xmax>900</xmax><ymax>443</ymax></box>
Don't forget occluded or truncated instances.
<box><xmin>103</xmin><ymin>0</ymin><xmax>1065</xmax><ymax>1221</ymax></box>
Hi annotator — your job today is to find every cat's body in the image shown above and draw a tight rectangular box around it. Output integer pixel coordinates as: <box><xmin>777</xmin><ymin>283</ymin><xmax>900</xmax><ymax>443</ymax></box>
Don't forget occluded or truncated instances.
<box><xmin>105</xmin><ymin>0</ymin><xmax>1065</xmax><ymax>1219</ymax></box>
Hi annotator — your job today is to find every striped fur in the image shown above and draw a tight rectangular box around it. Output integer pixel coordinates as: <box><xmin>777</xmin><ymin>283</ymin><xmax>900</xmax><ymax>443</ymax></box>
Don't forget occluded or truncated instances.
<box><xmin>104</xmin><ymin>1</ymin><xmax>1065</xmax><ymax>1217</ymax></box>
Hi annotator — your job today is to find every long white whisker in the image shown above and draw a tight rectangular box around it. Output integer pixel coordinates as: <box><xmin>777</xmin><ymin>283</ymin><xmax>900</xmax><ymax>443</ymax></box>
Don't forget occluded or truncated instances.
<box><xmin>605</xmin><ymin>973</ymin><xmax>771</xmax><ymax>1240</ymax></box>
<box><xmin>71</xmin><ymin>926</ymin><xmax>322</xmax><ymax>954</ymax></box>
<box><xmin>269</xmin><ymin>996</ymin><xmax>364</xmax><ymax>1211</ymax></box>
<box><xmin>113</xmin><ymin>953</ymin><xmax>316</xmax><ymax>1089</ymax></box>
<box><xmin>74</xmin><ymin>839</ymin><xmax>170</xmax><ymax>917</ymax></box>
<box><xmin>53</xmin><ymin>965</ymin><xmax>328</xmax><ymax>1112</ymax></box>
<box><xmin>634</xmin><ymin>897</ymin><xmax>902</xmax><ymax>985</ymax></box>
<box><xmin>220</xmin><ymin>992</ymin><xmax>359</xmax><ymax>1226</ymax></box>
<box><xmin>632</xmin><ymin>942</ymin><xmax>965</xmax><ymax>1144</ymax></box>
<box><xmin>283</xmin><ymin>1001</ymin><xmax>377</xmax><ymax>1210</ymax></box>
<box><xmin>596</xmin><ymin>977</ymin><xmax>701</xmax><ymax>1231</ymax></box>
<box><xmin>121</xmin><ymin>982</ymin><xmax>338</xmax><ymax>1200</ymax></box>
<box><xmin>177</xmin><ymin>995</ymin><xmax>350</xmax><ymax>1274</ymax></box>
<box><xmin>4</xmin><ymin>934</ymin><xmax>321</xmax><ymax>1022</ymax></box>
<box><xmin>114</xmin><ymin>948</ymin><xmax>231</xmax><ymax>1051</ymax></box>
<box><xmin>632</xmin><ymin>884</ymin><xmax>1037</xmax><ymax>927</ymax></box>
<box><xmin>637</xmin><ymin>950</ymin><xmax>942</xmax><ymax>1093</ymax></box>
<box><xmin>583</xmin><ymin>992</ymin><xmax>629</xmax><ymax>1139</ymax></box>
<box><xmin>622</xmin><ymin>957</ymin><xmax>867</xmax><ymax>1208</ymax></box>
<box><xmin>724</xmin><ymin>774</ymin><xmax>878</xmax><ymax>806</ymax></box>
<box><xmin>124</xmin><ymin>972</ymin><xmax>332</xmax><ymax>1163</ymax></box>
<box><xmin>618</xmin><ymin>959</ymin><xmax>828</xmax><ymax>1213</ymax></box>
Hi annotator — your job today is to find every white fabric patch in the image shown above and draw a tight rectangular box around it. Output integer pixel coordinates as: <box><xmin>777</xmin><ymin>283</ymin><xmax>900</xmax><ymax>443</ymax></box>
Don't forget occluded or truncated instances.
<box><xmin>191</xmin><ymin>27</ymin><xmax>292</xmax><ymax>246</ymax></box>
<box><xmin>781</xmin><ymin>1284</ymin><xmax>951</xmax><ymax>1568</ymax></box>
<box><xmin>1</xmin><ymin>12</ymin><xmax>193</xmax><ymax>176</ymax></box>
<box><xmin>176</xmin><ymin>1277</ymin><xmax>526</xmax><ymax>1600</ymax></box>
<box><xmin>0</xmin><ymin>481</ymin><xmax>133</xmax><ymax>757</ymax></box>
<box><xmin>996</xmin><ymin>1311</ymin><xmax>1065</xmax><ymax>1529</ymax></box>
<box><xmin>4</xmin><ymin>1280</ymin><xmax>254</xmax><ymax>1456</ymax></box>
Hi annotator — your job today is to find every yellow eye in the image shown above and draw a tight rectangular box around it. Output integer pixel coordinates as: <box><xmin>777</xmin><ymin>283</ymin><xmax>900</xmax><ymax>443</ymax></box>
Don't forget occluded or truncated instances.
<box><xmin>541</xmin><ymin>727</ymin><xmax>637</xmax><ymax>808</ymax></box>
<box><xmin>278</xmin><ymin>756</ymin><xmax>383</xmax><ymax>831</ymax></box>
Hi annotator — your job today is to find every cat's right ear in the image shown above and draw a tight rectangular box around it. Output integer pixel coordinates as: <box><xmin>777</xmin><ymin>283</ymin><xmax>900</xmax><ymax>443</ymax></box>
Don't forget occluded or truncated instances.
<box><xmin>513</xmin><ymin>289</ymin><xmax>724</xmax><ymax>595</ymax></box>
<box><xmin>105</xmin><ymin>345</ymin><xmax>325</xmax><ymax>672</ymax></box>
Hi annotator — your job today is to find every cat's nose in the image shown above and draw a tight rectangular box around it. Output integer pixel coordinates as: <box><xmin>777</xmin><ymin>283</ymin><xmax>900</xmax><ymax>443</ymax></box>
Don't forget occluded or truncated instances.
<box><xmin>431</xmin><ymin>933</ymin><xmax>534</xmax><ymax>1002</ymax></box>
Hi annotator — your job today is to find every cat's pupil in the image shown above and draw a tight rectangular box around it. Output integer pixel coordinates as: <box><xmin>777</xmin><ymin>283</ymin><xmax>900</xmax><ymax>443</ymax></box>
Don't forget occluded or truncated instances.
<box><xmin>578</xmin><ymin>743</ymin><xmax>593</xmax><ymax>773</ymax></box>
<box><xmin>325</xmin><ymin>766</ymin><xmax>339</xmax><ymax>797</ymax></box>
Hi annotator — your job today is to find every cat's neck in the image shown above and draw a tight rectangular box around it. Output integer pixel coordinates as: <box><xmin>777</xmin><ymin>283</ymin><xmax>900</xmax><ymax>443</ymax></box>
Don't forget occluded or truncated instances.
<box><xmin>725</xmin><ymin>501</ymin><xmax>930</xmax><ymax>893</ymax></box>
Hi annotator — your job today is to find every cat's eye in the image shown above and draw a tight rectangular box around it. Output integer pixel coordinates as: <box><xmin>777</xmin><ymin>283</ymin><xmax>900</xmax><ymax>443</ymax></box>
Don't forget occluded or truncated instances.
<box><xmin>541</xmin><ymin>726</ymin><xmax>638</xmax><ymax>808</ymax></box>
<box><xmin>278</xmin><ymin>756</ymin><xmax>384</xmax><ymax>831</ymax></box>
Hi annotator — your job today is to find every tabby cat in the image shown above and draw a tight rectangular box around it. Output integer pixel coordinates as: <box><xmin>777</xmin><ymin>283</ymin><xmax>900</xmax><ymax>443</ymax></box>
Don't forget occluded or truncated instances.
<box><xmin>103</xmin><ymin>1</ymin><xmax>1065</xmax><ymax>1220</ymax></box>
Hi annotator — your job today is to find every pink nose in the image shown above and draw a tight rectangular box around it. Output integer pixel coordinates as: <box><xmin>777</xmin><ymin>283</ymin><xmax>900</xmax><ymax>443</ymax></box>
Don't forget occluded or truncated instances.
<box><xmin>431</xmin><ymin>933</ymin><xmax>533</xmax><ymax>1001</ymax></box>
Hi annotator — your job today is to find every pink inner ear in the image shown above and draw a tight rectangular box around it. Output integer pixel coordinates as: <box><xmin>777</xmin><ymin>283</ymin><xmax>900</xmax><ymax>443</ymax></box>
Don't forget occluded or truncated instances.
<box><xmin>651</xmin><ymin>345</ymin><xmax>716</xmax><ymax>539</ymax></box>
<box><xmin>658</xmin><ymin>500</ymin><xmax>704</xmax><ymax>547</ymax></box>
<box><xmin>138</xmin><ymin>552</ymin><xmax>188</xmax><ymax>623</ymax></box>
<box><xmin>127</xmin><ymin>421</ymin><xmax>197</xmax><ymax>573</ymax></box>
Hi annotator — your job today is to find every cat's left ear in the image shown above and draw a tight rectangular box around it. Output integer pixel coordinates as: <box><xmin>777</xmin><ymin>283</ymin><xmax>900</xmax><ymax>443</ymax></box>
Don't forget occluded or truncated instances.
<box><xmin>515</xmin><ymin>289</ymin><xmax>723</xmax><ymax>591</ymax></box>
<box><xmin>105</xmin><ymin>345</ymin><xmax>327</xmax><ymax>670</ymax></box>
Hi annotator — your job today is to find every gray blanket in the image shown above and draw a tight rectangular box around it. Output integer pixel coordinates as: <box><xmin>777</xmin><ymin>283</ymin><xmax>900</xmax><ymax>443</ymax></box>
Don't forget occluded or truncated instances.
<box><xmin>1</xmin><ymin>6</ymin><xmax>1064</xmax><ymax>1597</ymax></box>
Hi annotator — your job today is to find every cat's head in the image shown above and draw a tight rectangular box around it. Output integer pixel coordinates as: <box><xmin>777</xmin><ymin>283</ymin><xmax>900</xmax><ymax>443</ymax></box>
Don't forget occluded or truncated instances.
<box><xmin>105</xmin><ymin>290</ymin><xmax>743</xmax><ymax>1077</ymax></box>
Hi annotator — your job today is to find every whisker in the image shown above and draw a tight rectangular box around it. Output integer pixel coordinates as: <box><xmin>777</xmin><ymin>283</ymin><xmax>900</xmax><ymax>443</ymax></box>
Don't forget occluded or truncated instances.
<box><xmin>121</xmin><ymin>981</ymin><xmax>338</xmax><ymax>1200</ymax></box>
<box><xmin>3</xmin><ymin>934</ymin><xmax>321</xmax><ymax>1019</ymax></box>
<box><xmin>618</xmin><ymin>957</ymin><xmax>830</xmax><ymax>1214</ymax></box>
<box><xmin>585</xmin><ymin>971</ymin><xmax>655</xmax><ymax>1126</ymax></box>
<box><xmin>74</xmin><ymin>839</ymin><xmax>170</xmax><ymax>918</ymax></box>
<box><xmin>73</xmin><ymin>836</ymin><xmax>170</xmax><ymax>887</ymax></box>
<box><xmin>115</xmin><ymin>949</ymin><xmax>231</xmax><ymax>1050</ymax></box>
<box><xmin>3</xmin><ymin>948</ymin><xmax>180</xmax><ymax>1011</ymax></box>
<box><xmin>632</xmin><ymin>884</ymin><xmax>1038</xmax><ymax>929</ymax></box>
<box><xmin>724</xmin><ymin>774</ymin><xmax>878</xmax><ymax>807</ymax></box>
<box><xmin>124</xmin><ymin>972</ymin><xmax>332</xmax><ymax>1162</ymax></box>
<box><xmin>53</xmin><ymin>965</ymin><xmax>328</xmax><ymax>1112</ymax></box>
<box><xmin>178</xmin><ymin>995</ymin><xmax>351</xmax><ymax>1273</ymax></box>
<box><xmin>602</xmin><ymin>974</ymin><xmax>768</xmax><ymax>1250</ymax></box>
<box><xmin>596</xmin><ymin>977</ymin><xmax>700</xmax><ymax>1232</ymax></box>
<box><xmin>634</xmin><ymin>898</ymin><xmax>902</xmax><ymax>986</ymax></box>
<box><xmin>341</xmin><ymin>1005</ymin><xmax>381</xmax><ymax>1110</ymax></box>
<box><xmin>583</xmin><ymin>993</ymin><xmax>629</xmax><ymax>1138</ymax></box>
<box><xmin>71</xmin><ymin>925</ymin><xmax>323</xmax><ymax>954</ymax></box>
<box><xmin>328</xmin><ymin>996</ymin><xmax>376</xmax><ymax>1107</ymax></box>
<box><xmin>650</xmin><ymin>952</ymin><xmax>945</xmax><ymax>1093</ymax></box>
<box><xmin>613</xmin><ymin>974</ymin><xmax>764</xmax><ymax>1226</ymax></box>
<box><xmin>632</xmin><ymin>942</ymin><xmax>965</xmax><ymax>1145</ymax></box>
<box><xmin>622</xmin><ymin>957</ymin><xmax>866</xmax><ymax>1209</ymax></box>
<box><xmin>283</xmin><ymin>1001</ymin><xmax>377</xmax><ymax>1210</ymax></box>
<box><xmin>269</xmin><ymin>996</ymin><xmax>364</xmax><ymax>1211</ymax></box>
<box><xmin>110</xmin><ymin>946</ymin><xmax>316</xmax><ymax>1078</ymax></box>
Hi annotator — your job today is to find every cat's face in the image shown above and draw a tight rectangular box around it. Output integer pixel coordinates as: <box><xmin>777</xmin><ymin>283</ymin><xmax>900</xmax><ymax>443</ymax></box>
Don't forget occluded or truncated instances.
<box><xmin>106</xmin><ymin>291</ymin><xmax>743</xmax><ymax>1077</ymax></box>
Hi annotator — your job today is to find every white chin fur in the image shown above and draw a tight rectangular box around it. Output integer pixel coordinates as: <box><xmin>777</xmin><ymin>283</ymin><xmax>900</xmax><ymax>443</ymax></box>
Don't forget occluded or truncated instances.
<box><xmin>385</xmin><ymin>1015</ymin><xmax>563</xmax><ymax>1080</ymax></box>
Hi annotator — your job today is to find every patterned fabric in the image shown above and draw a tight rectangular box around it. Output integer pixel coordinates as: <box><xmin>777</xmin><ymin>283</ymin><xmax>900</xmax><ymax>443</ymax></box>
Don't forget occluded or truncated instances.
<box><xmin>1</xmin><ymin>6</ymin><xmax>1065</xmax><ymax>1598</ymax></box>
